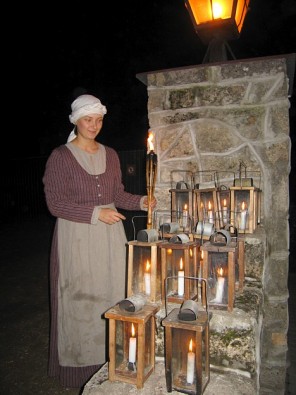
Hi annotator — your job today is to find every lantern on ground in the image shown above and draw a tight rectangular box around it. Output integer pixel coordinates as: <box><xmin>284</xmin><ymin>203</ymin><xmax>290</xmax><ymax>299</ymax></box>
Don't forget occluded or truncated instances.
<box><xmin>105</xmin><ymin>304</ymin><xmax>159</xmax><ymax>389</ymax></box>
<box><xmin>162</xmin><ymin>298</ymin><xmax>210</xmax><ymax>394</ymax></box>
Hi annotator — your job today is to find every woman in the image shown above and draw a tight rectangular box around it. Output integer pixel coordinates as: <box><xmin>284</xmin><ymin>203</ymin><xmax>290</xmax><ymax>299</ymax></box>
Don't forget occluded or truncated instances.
<box><xmin>43</xmin><ymin>94</ymin><xmax>156</xmax><ymax>388</ymax></box>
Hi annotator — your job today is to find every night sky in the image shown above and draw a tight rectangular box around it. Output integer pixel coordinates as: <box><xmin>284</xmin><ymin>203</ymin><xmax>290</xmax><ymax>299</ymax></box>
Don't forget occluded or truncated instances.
<box><xmin>9</xmin><ymin>0</ymin><xmax>296</xmax><ymax>158</ymax></box>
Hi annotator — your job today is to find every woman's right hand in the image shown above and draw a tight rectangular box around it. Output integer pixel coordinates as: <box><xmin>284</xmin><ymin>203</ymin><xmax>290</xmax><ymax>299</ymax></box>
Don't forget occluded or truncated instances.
<box><xmin>99</xmin><ymin>208</ymin><xmax>126</xmax><ymax>225</ymax></box>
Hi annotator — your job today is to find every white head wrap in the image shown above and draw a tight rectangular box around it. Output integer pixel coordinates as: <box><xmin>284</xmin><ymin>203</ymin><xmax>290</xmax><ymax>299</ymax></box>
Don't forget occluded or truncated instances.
<box><xmin>67</xmin><ymin>94</ymin><xmax>107</xmax><ymax>142</ymax></box>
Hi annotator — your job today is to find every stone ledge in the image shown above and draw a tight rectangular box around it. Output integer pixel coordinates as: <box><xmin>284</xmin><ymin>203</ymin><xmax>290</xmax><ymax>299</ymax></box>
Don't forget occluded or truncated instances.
<box><xmin>82</xmin><ymin>360</ymin><xmax>257</xmax><ymax>395</ymax></box>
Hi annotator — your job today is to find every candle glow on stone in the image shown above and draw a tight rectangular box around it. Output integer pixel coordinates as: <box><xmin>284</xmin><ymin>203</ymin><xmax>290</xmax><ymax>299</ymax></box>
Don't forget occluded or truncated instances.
<box><xmin>178</xmin><ymin>258</ymin><xmax>185</xmax><ymax>296</ymax></box>
<box><xmin>128</xmin><ymin>323</ymin><xmax>137</xmax><ymax>363</ymax></box>
<box><xmin>186</xmin><ymin>338</ymin><xmax>195</xmax><ymax>384</ymax></box>
<box><xmin>144</xmin><ymin>260</ymin><xmax>151</xmax><ymax>296</ymax></box>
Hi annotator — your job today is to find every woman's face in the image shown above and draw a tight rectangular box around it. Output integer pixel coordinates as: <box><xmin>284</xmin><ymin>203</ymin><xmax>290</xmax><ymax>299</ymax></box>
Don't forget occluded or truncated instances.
<box><xmin>76</xmin><ymin>114</ymin><xmax>104</xmax><ymax>140</ymax></box>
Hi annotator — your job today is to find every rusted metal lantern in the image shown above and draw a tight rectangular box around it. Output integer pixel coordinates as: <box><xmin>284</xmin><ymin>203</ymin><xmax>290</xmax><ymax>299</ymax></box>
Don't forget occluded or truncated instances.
<box><xmin>184</xmin><ymin>0</ymin><xmax>250</xmax><ymax>63</ymax></box>
<box><xmin>105</xmin><ymin>304</ymin><xmax>159</xmax><ymax>389</ymax></box>
<box><xmin>170</xmin><ymin>170</ymin><xmax>195</xmax><ymax>233</ymax></box>
<box><xmin>160</xmin><ymin>238</ymin><xmax>200</xmax><ymax>304</ymax></box>
<box><xmin>127</xmin><ymin>240</ymin><xmax>163</xmax><ymax>303</ymax></box>
<box><xmin>162</xmin><ymin>291</ymin><xmax>210</xmax><ymax>394</ymax></box>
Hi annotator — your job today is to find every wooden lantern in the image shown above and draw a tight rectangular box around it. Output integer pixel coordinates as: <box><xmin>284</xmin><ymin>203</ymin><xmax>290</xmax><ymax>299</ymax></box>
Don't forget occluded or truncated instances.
<box><xmin>200</xmin><ymin>236</ymin><xmax>244</xmax><ymax>312</ymax></box>
<box><xmin>230</xmin><ymin>186</ymin><xmax>261</xmax><ymax>233</ymax></box>
<box><xmin>170</xmin><ymin>170</ymin><xmax>195</xmax><ymax>232</ymax></box>
<box><xmin>162</xmin><ymin>306</ymin><xmax>210</xmax><ymax>394</ymax></box>
<box><xmin>105</xmin><ymin>304</ymin><xmax>159</xmax><ymax>389</ymax></box>
<box><xmin>160</xmin><ymin>240</ymin><xmax>199</xmax><ymax>304</ymax></box>
<box><xmin>127</xmin><ymin>240</ymin><xmax>162</xmax><ymax>303</ymax></box>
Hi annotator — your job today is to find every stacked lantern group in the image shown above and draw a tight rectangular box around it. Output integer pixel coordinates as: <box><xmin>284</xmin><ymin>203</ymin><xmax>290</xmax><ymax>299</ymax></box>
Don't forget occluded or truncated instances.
<box><xmin>104</xmin><ymin>136</ymin><xmax>255</xmax><ymax>393</ymax></box>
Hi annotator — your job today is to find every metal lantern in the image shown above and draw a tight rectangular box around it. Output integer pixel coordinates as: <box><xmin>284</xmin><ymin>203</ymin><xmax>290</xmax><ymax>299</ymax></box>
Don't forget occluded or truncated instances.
<box><xmin>184</xmin><ymin>0</ymin><xmax>250</xmax><ymax>45</ymax></box>
<box><xmin>162</xmin><ymin>290</ymin><xmax>210</xmax><ymax>394</ymax></box>
<box><xmin>127</xmin><ymin>240</ymin><xmax>163</xmax><ymax>303</ymax></box>
<box><xmin>105</xmin><ymin>304</ymin><xmax>159</xmax><ymax>389</ymax></box>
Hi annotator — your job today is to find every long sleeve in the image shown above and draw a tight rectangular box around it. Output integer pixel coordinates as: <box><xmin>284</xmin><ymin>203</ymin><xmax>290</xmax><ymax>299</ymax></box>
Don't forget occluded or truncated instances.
<box><xmin>43</xmin><ymin>145</ymin><xmax>144</xmax><ymax>224</ymax></box>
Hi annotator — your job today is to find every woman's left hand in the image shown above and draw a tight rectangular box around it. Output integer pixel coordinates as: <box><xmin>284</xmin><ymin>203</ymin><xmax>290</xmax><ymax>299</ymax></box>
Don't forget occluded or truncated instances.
<box><xmin>143</xmin><ymin>196</ymin><xmax>157</xmax><ymax>209</ymax></box>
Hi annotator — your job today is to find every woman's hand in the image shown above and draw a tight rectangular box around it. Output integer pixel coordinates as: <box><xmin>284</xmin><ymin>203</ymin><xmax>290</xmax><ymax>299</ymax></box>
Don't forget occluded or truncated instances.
<box><xmin>143</xmin><ymin>196</ymin><xmax>157</xmax><ymax>209</ymax></box>
<box><xmin>99</xmin><ymin>208</ymin><xmax>126</xmax><ymax>225</ymax></box>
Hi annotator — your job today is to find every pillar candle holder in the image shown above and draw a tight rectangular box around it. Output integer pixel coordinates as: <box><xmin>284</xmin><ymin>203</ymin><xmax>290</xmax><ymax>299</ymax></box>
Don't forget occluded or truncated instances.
<box><xmin>105</xmin><ymin>304</ymin><xmax>159</xmax><ymax>389</ymax></box>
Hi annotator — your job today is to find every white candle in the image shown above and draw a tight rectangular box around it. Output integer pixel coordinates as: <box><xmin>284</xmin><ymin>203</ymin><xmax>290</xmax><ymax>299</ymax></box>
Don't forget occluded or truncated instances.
<box><xmin>207</xmin><ymin>201</ymin><xmax>214</xmax><ymax>224</ymax></box>
<box><xmin>186</xmin><ymin>338</ymin><xmax>195</xmax><ymax>384</ymax></box>
<box><xmin>222</xmin><ymin>199</ymin><xmax>228</xmax><ymax>224</ymax></box>
<box><xmin>215</xmin><ymin>268</ymin><xmax>225</xmax><ymax>303</ymax></box>
<box><xmin>144</xmin><ymin>260</ymin><xmax>151</xmax><ymax>295</ymax></box>
<box><xmin>240</xmin><ymin>201</ymin><xmax>247</xmax><ymax>230</ymax></box>
<box><xmin>182</xmin><ymin>203</ymin><xmax>188</xmax><ymax>228</ymax></box>
<box><xmin>128</xmin><ymin>323</ymin><xmax>137</xmax><ymax>363</ymax></box>
<box><xmin>178</xmin><ymin>258</ymin><xmax>185</xmax><ymax>296</ymax></box>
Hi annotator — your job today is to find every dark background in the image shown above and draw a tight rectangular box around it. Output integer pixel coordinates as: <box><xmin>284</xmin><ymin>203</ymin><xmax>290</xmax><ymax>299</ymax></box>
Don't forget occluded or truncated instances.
<box><xmin>8</xmin><ymin>0</ymin><xmax>296</xmax><ymax>157</ymax></box>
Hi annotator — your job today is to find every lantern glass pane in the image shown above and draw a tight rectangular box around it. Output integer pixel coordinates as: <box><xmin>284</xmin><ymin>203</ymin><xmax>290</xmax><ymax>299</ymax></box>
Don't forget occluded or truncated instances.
<box><xmin>236</xmin><ymin>0</ymin><xmax>250</xmax><ymax>32</ymax></box>
<box><xmin>187</xmin><ymin>0</ymin><xmax>233</xmax><ymax>24</ymax></box>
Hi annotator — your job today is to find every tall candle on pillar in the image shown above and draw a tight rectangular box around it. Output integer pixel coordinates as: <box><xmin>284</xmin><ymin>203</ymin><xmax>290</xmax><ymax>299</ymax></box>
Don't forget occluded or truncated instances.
<box><xmin>215</xmin><ymin>267</ymin><xmax>225</xmax><ymax>303</ymax></box>
<box><xmin>144</xmin><ymin>260</ymin><xmax>151</xmax><ymax>296</ymax></box>
<box><xmin>207</xmin><ymin>201</ymin><xmax>213</xmax><ymax>223</ymax></box>
<box><xmin>182</xmin><ymin>203</ymin><xmax>188</xmax><ymax>229</ymax></box>
<box><xmin>129</xmin><ymin>323</ymin><xmax>137</xmax><ymax>363</ymax></box>
<box><xmin>222</xmin><ymin>199</ymin><xmax>228</xmax><ymax>224</ymax></box>
<box><xmin>240</xmin><ymin>201</ymin><xmax>247</xmax><ymax>230</ymax></box>
<box><xmin>178</xmin><ymin>258</ymin><xmax>185</xmax><ymax>296</ymax></box>
<box><xmin>186</xmin><ymin>338</ymin><xmax>195</xmax><ymax>384</ymax></box>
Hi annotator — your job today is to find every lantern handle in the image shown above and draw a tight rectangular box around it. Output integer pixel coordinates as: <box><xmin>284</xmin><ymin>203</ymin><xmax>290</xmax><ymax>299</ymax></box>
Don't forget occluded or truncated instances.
<box><xmin>164</xmin><ymin>275</ymin><xmax>209</xmax><ymax>318</ymax></box>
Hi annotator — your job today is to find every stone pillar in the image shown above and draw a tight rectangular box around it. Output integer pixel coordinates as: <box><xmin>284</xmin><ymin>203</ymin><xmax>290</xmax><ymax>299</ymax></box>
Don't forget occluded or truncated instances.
<box><xmin>137</xmin><ymin>54</ymin><xmax>295</xmax><ymax>394</ymax></box>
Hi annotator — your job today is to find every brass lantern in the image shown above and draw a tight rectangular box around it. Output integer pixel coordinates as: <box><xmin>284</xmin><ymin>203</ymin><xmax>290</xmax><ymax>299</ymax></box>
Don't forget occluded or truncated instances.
<box><xmin>184</xmin><ymin>0</ymin><xmax>250</xmax><ymax>44</ymax></box>
<box><xmin>184</xmin><ymin>0</ymin><xmax>250</xmax><ymax>62</ymax></box>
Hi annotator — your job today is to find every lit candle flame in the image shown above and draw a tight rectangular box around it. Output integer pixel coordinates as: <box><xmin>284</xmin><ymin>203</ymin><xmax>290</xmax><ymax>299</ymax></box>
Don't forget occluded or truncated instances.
<box><xmin>184</xmin><ymin>203</ymin><xmax>188</xmax><ymax>210</ymax></box>
<box><xmin>167</xmin><ymin>248</ymin><xmax>172</xmax><ymax>255</ymax></box>
<box><xmin>223</xmin><ymin>199</ymin><xmax>227</xmax><ymax>207</ymax></box>
<box><xmin>189</xmin><ymin>338</ymin><xmax>193</xmax><ymax>352</ymax></box>
<box><xmin>145</xmin><ymin>260</ymin><xmax>151</xmax><ymax>272</ymax></box>
<box><xmin>147</xmin><ymin>132</ymin><xmax>154</xmax><ymax>153</ymax></box>
<box><xmin>131</xmin><ymin>323</ymin><xmax>135</xmax><ymax>337</ymax></box>
<box><xmin>208</xmin><ymin>201</ymin><xmax>212</xmax><ymax>210</ymax></box>
<box><xmin>217</xmin><ymin>267</ymin><xmax>224</xmax><ymax>277</ymax></box>
<box><xmin>180</xmin><ymin>258</ymin><xmax>183</xmax><ymax>271</ymax></box>
<box><xmin>242</xmin><ymin>201</ymin><xmax>246</xmax><ymax>210</ymax></box>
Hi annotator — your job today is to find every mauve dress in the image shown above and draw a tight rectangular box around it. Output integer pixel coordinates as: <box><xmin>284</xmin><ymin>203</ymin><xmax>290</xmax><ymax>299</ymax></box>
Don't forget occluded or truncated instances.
<box><xmin>43</xmin><ymin>143</ymin><xmax>143</xmax><ymax>388</ymax></box>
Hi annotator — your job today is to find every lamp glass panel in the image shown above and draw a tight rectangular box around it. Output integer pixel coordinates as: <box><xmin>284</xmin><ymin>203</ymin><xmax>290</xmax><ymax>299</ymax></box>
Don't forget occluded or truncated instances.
<box><xmin>235</xmin><ymin>0</ymin><xmax>250</xmax><ymax>32</ymax></box>
<box><xmin>187</xmin><ymin>0</ymin><xmax>233</xmax><ymax>23</ymax></box>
